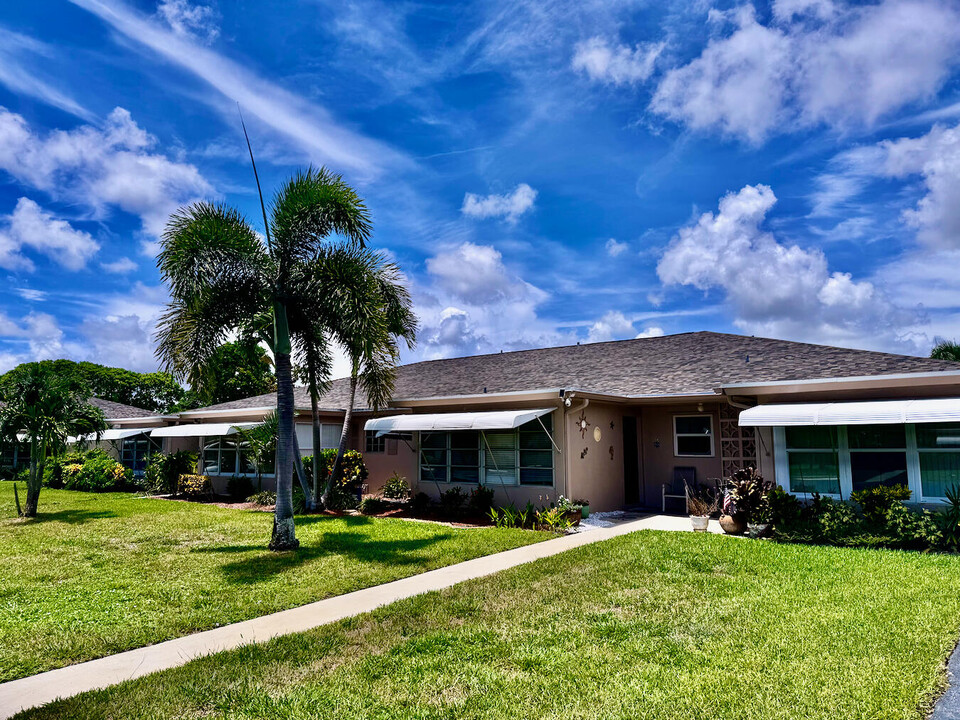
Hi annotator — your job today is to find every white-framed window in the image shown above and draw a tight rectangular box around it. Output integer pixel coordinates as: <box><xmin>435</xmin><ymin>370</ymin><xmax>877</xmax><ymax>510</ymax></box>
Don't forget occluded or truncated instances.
<box><xmin>783</xmin><ymin>426</ymin><xmax>841</xmax><ymax>496</ymax></box>
<box><xmin>773</xmin><ymin>423</ymin><xmax>960</xmax><ymax>502</ymax></box>
<box><xmin>120</xmin><ymin>434</ymin><xmax>159</xmax><ymax>476</ymax></box>
<box><xmin>365</xmin><ymin>430</ymin><xmax>385</xmax><ymax>453</ymax></box>
<box><xmin>202</xmin><ymin>436</ymin><xmax>275</xmax><ymax>477</ymax></box>
<box><xmin>418</xmin><ymin>414</ymin><xmax>554</xmax><ymax>487</ymax></box>
<box><xmin>674</xmin><ymin>415</ymin><xmax>714</xmax><ymax>457</ymax></box>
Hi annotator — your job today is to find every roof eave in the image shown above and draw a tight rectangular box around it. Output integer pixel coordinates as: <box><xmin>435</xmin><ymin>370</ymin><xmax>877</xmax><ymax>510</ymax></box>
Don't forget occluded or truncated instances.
<box><xmin>717</xmin><ymin>369</ymin><xmax>960</xmax><ymax>396</ymax></box>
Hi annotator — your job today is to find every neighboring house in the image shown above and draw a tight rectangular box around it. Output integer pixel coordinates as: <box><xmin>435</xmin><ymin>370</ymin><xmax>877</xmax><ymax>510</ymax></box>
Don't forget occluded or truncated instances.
<box><xmin>7</xmin><ymin>331</ymin><xmax>960</xmax><ymax>511</ymax></box>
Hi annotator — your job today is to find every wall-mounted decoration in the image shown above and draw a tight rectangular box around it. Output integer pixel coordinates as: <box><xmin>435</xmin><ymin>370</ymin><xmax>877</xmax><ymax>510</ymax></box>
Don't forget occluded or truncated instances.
<box><xmin>610</xmin><ymin>421</ymin><xmax>615</xmax><ymax>429</ymax></box>
<box><xmin>593</xmin><ymin>426</ymin><xmax>602</xmax><ymax>443</ymax></box>
<box><xmin>580</xmin><ymin>447</ymin><xmax>589</xmax><ymax>459</ymax></box>
<box><xmin>609</xmin><ymin>445</ymin><xmax>615</xmax><ymax>460</ymax></box>
<box><xmin>576</xmin><ymin>410</ymin><xmax>591</xmax><ymax>439</ymax></box>
<box><xmin>654</xmin><ymin>439</ymin><xmax>661</xmax><ymax>449</ymax></box>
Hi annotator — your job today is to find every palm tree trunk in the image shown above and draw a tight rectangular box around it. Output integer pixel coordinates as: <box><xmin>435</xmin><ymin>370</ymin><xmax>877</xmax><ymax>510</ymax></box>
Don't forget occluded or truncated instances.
<box><xmin>323</xmin><ymin>368</ymin><xmax>357</xmax><ymax>507</ymax></box>
<box><xmin>23</xmin><ymin>439</ymin><xmax>42</xmax><ymax>517</ymax></box>
<box><xmin>291</xmin><ymin>425</ymin><xmax>311</xmax><ymax>499</ymax></box>
<box><xmin>310</xmin><ymin>384</ymin><xmax>322</xmax><ymax>508</ymax></box>
<box><xmin>270</xmin><ymin>302</ymin><xmax>299</xmax><ymax>551</ymax></box>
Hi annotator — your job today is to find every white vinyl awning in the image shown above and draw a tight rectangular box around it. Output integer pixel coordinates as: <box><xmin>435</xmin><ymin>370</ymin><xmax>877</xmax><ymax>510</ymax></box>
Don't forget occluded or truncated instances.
<box><xmin>365</xmin><ymin>408</ymin><xmax>554</xmax><ymax>437</ymax></box>
<box><xmin>73</xmin><ymin>428</ymin><xmax>155</xmax><ymax>443</ymax></box>
<box><xmin>150</xmin><ymin>422</ymin><xmax>261</xmax><ymax>438</ymax></box>
<box><xmin>739</xmin><ymin>398</ymin><xmax>960</xmax><ymax>427</ymax></box>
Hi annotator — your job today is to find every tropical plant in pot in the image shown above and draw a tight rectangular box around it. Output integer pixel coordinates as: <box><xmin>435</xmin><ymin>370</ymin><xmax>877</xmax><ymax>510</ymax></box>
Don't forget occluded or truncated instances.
<box><xmin>685</xmin><ymin>483</ymin><xmax>718</xmax><ymax>532</ymax></box>
<box><xmin>725</xmin><ymin>467</ymin><xmax>775</xmax><ymax>537</ymax></box>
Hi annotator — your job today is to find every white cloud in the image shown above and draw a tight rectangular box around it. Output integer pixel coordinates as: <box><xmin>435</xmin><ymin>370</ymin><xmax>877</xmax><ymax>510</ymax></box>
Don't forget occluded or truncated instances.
<box><xmin>15</xmin><ymin>288</ymin><xmax>46</xmax><ymax>302</ymax></box>
<box><xmin>635</xmin><ymin>326</ymin><xmax>664</xmax><ymax>338</ymax></box>
<box><xmin>0</xmin><ymin>311</ymin><xmax>71</xmax><ymax>364</ymax></box>
<box><xmin>0</xmin><ymin>107</ymin><xmax>212</xmax><ymax>238</ymax></box>
<box><xmin>156</xmin><ymin>0</ymin><xmax>219</xmax><ymax>44</ymax></box>
<box><xmin>587</xmin><ymin>310</ymin><xmax>636</xmax><ymax>342</ymax></box>
<box><xmin>417</xmin><ymin>241</ymin><xmax>561</xmax><ymax>359</ymax></box>
<box><xmin>657</xmin><ymin>184</ymin><xmax>917</xmax><ymax>351</ymax></box>
<box><xmin>0</xmin><ymin>27</ymin><xmax>94</xmax><ymax>121</ymax></box>
<box><xmin>572</xmin><ymin>36</ymin><xmax>663</xmax><ymax>86</ymax></box>
<box><xmin>100</xmin><ymin>257</ymin><xmax>139</xmax><ymax>274</ymax></box>
<box><xmin>0</xmin><ymin>198</ymin><xmax>100</xmax><ymax>272</ymax></box>
<box><xmin>461</xmin><ymin>184</ymin><xmax>537</xmax><ymax>223</ymax></box>
<box><xmin>605</xmin><ymin>238</ymin><xmax>629</xmax><ymax>257</ymax></box>
<box><xmin>70</xmin><ymin>0</ymin><xmax>406</xmax><ymax>176</ymax></box>
<box><xmin>651</xmin><ymin>1</ymin><xmax>960</xmax><ymax>143</ymax></box>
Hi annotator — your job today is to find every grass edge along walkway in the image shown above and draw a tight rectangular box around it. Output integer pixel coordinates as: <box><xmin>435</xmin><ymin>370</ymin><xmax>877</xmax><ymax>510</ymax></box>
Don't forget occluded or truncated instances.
<box><xmin>0</xmin><ymin>515</ymin><xmax>677</xmax><ymax>719</ymax></box>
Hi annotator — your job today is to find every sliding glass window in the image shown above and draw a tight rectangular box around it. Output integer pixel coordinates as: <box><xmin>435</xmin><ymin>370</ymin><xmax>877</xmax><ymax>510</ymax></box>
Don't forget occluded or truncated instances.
<box><xmin>917</xmin><ymin>423</ymin><xmax>960</xmax><ymax>498</ymax></box>
<box><xmin>785</xmin><ymin>426</ymin><xmax>840</xmax><ymax>495</ymax></box>
<box><xmin>847</xmin><ymin>425</ymin><xmax>907</xmax><ymax>492</ymax></box>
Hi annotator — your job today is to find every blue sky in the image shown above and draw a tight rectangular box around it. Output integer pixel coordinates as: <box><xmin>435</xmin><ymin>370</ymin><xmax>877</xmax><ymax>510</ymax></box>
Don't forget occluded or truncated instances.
<box><xmin>1</xmin><ymin>0</ymin><xmax>959</xmax><ymax>375</ymax></box>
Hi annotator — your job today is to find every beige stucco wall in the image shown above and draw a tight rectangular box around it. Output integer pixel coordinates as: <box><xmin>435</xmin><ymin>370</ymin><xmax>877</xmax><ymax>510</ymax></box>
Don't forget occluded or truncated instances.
<box><xmin>637</xmin><ymin>403</ymin><xmax>725</xmax><ymax>506</ymax></box>
<box><xmin>564</xmin><ymin>401</ymin><xmax>625</xmax><ymax>512</ymax></box>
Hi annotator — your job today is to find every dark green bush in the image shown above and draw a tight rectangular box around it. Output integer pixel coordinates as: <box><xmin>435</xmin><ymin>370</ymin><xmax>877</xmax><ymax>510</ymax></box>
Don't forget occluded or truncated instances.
<box><xmin>246</xmin><ymin>490</ymin><xmax>275</xmax><ymax>506</ymax></box>
<box><xmin>936</xmin><ymin>484</ymin><xmax>960</xmax><ymax>552</ymax></box>
<box><xmin>438</xmin><ymin>487</ymin><xmax>468</xmax><ymax>518</ymax></box>
<box><xmin>467</xmin><ymin>485</ymin><xmax>495</xmax><ymax>516</ymax></box>
<box><xmin>144</xmin><ymin>451</ymin><xmax>197</xmax><ymax>495</ymax></box>
<box><xmin>411</xmin><ymin>492</ymin><xmax>431</xmax><ymax>514</ymax></box>
<box><xmin>359</xmin><ymin>497</ymin><xmax>391</xmax><ymax>515</ymax></box>
<box><xmin>380</xmin><ymin>472</ymin><xmax>410</xmax><ymax>500</ymax></box>
<box><xmin>226</xmin><ymin>475</ymin><xmax>254</xmax><ymax>501</ymax></box>
<box><xmin>45</xmin><ymin>450</ymin><xmax>131</xmax><ymax>492</ymax></box>
<box><xmin>851</xmin><ymin>485</ymin><xmax>912</xmax><ymax>524</ymax></box>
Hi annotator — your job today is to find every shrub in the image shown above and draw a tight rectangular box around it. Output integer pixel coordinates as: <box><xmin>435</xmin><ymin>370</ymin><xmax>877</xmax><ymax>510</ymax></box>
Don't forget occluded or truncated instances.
<box><xmin>381</xmin><ymin>472</ymin><xmax>410</xmax><ymax>500</ymax></box>
<box><xmin>246</xmin><ymin>490</ymin><xmax>276</xmax><ymax>506</ymax></box>
<box><xmin>936</xmin><ymin>484</ymin><xmax>960</xmax><ymax>552</ymax></box>
<box><xmin>178</xmin><ymin>474</ymin><xmax>212</xmax><ymax>498</ymax></box>
<box><xmin>359</xmin><ymin>497</ymin><xmax>391</xmax><ymax>515</ymax></box>
<box><xmin>885</xmin><ymin>503</ymin><xmax>941</xmax><ymax>550</ymax></box>
<box><xmin>723</xmin><ymin>467</ymin><xmax>774</xmax><ymax>521</ymax></box>
<box><xmin>411</xmin><ymin>492</ymin><xmax>431</xmax><ymax>514</ymax></box>
<box><xmin>438</xmin><ymin>487</ymin><xmax>468</xmax><ymax>518</ymax></box>
<box><xmin>851</xmin><ymin>485</ymin><xmax>912</xmax><ymax>525</ymax></box>
<box><xmin>226</xmin><ymin>475</ymin><xmax>254</xmax><ymax>501</ymax></box>
<box><xmin>467</xmin><ymin>485</ymin><xmax>495</xmax><ymax>516</ymax></box>
<box><xmin>144</xmin><ymin>451</ymin><xmax>197</xmax><ymax>495</ymax></box>
<box><xmin>302</xmin><ymin>449</ymin><xmax>369</xmax><ymax>491</ymax></box>
<box><xmin>48</xmin><ymin>449</ymin><xmax>132</xmax><ymax>492</ymax></box>
<box><xmin>534</xmin><ymin>506</ymin><xmax>573</xmax><ymax>532</ymax></box>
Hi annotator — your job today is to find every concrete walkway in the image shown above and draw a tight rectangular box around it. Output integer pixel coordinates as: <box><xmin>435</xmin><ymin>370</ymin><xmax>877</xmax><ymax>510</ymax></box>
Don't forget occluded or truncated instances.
<box><xmin>0</xmin><ymin>513</ymin><xmax>715</xmax><ymax>719</ymax></box>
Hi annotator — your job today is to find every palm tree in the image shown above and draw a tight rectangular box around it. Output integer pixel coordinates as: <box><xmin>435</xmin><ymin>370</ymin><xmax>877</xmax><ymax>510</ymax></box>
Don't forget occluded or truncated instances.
<box><xmin>155</xmin><ymin>167</ymin><xmax>371</xmax><ymax>551</ymax></box>
<box><xmin>311</xmin><ymin>246</ymin><xmax>417</xmax><ymax>508</ymax></box>
<box><xmin>233</xmin><ymin>411</ymin><xmax>279</xmax><ymax>492</ymax></box>
<box><xmin>931</xmin><ymin>338</ymin><xmax>960</xmax><ymax>362</ymax></box>
<box><xmin>0</xmin><ymin>365</ymin><xmax>106</xmax><ymax>517</ymax></box>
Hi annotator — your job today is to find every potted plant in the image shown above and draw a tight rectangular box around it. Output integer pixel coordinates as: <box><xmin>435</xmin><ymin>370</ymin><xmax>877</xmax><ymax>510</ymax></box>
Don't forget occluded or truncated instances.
<box><xmin>685</xmin><ymin>483</ymin><xmax>718</xmax><ymax>532</ymax></box>
<box><xmin>725</xmin><ymin>467</ymin><xmax>774</xmax><ymax>538</ymax></box>
<box><xmin>573</xmin><ymin>498</ymin><xmax>591</xmax><ymax>519</ymax></box>
<box><xmin>719</xmin><ymin>488</ymin><xmax>747</xmax><ymax>535</ymax></box>
<box><xmin>556</xmin><ymin>496</ymin><xmax>583</xmax><ymax>526</ymax></box>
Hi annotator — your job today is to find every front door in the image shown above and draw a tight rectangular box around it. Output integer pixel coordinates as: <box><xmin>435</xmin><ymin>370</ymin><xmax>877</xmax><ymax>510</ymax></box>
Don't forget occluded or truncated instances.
<box><xmin>623</xmin><ymin>416</ymin><xmax>642</xmax><ymax>506</ymax></box>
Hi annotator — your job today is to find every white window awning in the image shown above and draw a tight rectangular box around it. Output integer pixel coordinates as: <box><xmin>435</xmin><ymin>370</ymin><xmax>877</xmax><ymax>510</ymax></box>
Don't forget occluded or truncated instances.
<box><xmin>739</xmin><ymin>398</ymin><xmax>960</xmax><ymax>427</ymax></box>
<box><xmin>365</xmin><ymin>409</ymin><xmax>554</xmax><ymax>437</ymax></box>
<box><xmin>74</xmin><ymin>428</ymin><xmax>155</xmax><ymax>442</ymax></box>
<box><xmin>150</xmin><ymin>422</ymin><xmax>261</xmax><ymax>438</ymax></box>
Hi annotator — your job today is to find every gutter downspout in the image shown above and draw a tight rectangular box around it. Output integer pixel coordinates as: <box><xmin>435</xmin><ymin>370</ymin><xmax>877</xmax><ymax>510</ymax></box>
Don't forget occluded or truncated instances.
<box><xmin>562</xmin><ymin>396</ymin><xmax>590</xmax><ymax>502</ymax></box>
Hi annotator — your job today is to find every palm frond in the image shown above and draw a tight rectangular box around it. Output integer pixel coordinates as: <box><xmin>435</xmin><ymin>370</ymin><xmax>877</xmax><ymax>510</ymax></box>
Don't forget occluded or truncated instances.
<box><xmin>269</xmin><ymin>167</ymin><xmax>372</xmax><ymax>269</ymax></box>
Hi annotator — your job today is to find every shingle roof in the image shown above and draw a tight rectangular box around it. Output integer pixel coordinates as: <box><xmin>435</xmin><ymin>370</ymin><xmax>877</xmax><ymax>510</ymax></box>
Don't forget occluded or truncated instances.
<box><xmin>187</xmin><ymin>331</ymin><xmax>960</xmax><ymax>413</ymax></box>
<box><xmin>89</xmin><ymin>397</ymin><xmax>158</xmax><ymax>419</ymax></box>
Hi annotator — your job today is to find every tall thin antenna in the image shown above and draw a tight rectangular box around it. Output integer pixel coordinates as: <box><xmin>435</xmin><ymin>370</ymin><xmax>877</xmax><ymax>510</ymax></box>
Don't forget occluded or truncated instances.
<box><xmin>238</xmin><ymin>103</ymin><xmax>271</xmax><ymax>249</ymax></box>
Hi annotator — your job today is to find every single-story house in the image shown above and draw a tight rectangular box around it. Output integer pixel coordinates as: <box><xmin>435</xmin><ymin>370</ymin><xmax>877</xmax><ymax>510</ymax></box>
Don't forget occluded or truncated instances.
<box><xmin>9</xmin><ymin>332</ymin><xmax>960</xmax><ymax>511</ymax></box>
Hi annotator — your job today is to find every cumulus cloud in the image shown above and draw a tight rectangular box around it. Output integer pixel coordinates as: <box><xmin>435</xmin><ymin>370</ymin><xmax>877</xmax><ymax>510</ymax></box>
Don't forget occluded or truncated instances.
<box><xmin>605</xmin><ymin>238</ymin><xmax>629</xmax><ymax>257</ymax></box>
<box><xmin>636</xmin><ymin>326</ymin><xmax>665</xmax><ymax>338</ymax></box>
<box><xmin>572</xmin><ymin>37</ymin><xmax>663</xmax><ymax>86</ymax></box>
<box><xmin>587</xmin><ymin>310</ymin><xmax>637</xmax><ymax>342</ymax></box>
<box><xmin>651</xmin><ymin>1</ymin><xmax>960</xmax><ymax>143</ymax></box>
<box><xmin>0</xmin><ymin>106</ymin><xmax>213</xmax><ymax>240</ymax></box>
<box><xmin>156</xmin><ymin>0</ymin><xmax>220</xmax><ymax>44</ymax></box>
<box><xmin>0</xmin><ymin>198</ymin><xmax>100</xmax><ymax>272</ymax></box>
<box><xmin>461</xmin><ymin>184</ymin><xmax>537</xmax><ymax>223</ymax></box>
<box><xmin>100</xmin><ymin>257</ymin><xmax>139</xmax><ymax>274</ymax></box>
<box><xmin>417</xmin><ymin>241</ymin><xmax>561</xmax><ymax>359</ymax></box>
<box><xmin>657</xmin><ymin>184</ymin><xmax>916</xmax><ymax>350</ymax></box>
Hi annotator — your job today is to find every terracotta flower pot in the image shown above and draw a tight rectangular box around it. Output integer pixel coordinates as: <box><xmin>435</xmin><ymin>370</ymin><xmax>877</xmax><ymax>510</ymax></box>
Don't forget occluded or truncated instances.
<box><xmin>719</xmin><ymin>514</ymin><xmax>747</xmax><ymax>535</ymax></box>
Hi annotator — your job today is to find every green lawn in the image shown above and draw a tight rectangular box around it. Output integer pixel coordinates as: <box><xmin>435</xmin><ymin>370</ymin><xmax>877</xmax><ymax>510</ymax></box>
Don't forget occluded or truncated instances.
<box><xmin>19</xmin><ymin>531</ymin><xmax>960</xmax><ymax>720</ymax></box>
<box><xmin>0</xmin><ymin>482</ymin><xmax>548</xmax><ymax>682</ymax></box>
